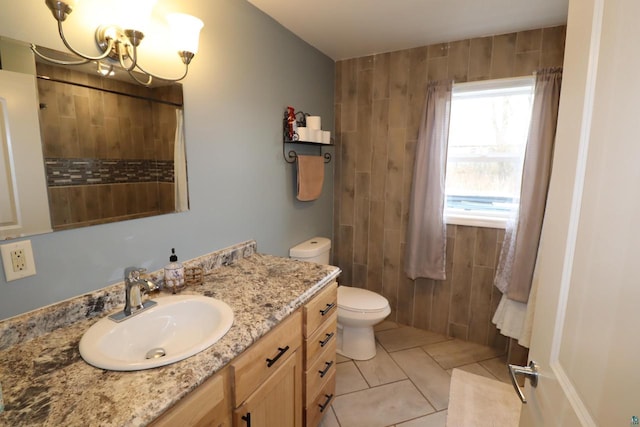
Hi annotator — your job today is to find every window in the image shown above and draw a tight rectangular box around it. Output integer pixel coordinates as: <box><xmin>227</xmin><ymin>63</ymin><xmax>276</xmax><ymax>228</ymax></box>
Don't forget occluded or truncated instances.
<box><xmin>444</xmin><ymin>77</ymin><xmax>534</xmax><ymax>228</ymax></box>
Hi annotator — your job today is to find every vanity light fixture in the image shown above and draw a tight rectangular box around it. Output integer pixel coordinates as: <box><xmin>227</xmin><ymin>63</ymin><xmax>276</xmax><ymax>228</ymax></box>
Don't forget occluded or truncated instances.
<box><xmin>96</xmin><ymin>62</ymin><xmax>114</xmax><ymax>77</ymax></box>
<box><xmin>33</xmin><ymin>0</ymin><xmax>204</xmax><ymax>86</ymax></box>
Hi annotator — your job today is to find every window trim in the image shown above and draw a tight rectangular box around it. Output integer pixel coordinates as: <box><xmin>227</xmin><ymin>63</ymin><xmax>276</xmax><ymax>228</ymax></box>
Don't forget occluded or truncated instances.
<box><xmin>444</xmin><ymin>76</ymin><xmax>534</xmax><ymax>230</ymax></box>
<box><xmin>445</xmin><ymin>210</ymin><xmax>509</xmax><ymax>229</ymax></box>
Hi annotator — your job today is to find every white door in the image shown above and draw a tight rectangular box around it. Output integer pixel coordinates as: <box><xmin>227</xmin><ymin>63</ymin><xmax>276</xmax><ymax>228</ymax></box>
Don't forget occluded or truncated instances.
<box><xmin>518</xmin><ymin>0</ymin><xmax>640</xmax><ymax>425</ymax></box>
<box><xmin>0</xmin><ymin>69</ymin><xmax>51</xmax><ymax>239</ymax></box>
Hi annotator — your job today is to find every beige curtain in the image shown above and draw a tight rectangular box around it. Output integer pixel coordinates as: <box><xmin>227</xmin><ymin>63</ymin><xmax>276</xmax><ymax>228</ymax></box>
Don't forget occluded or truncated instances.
<box><xmin>404</xmin><ymin>80</ymin><xmax>453</xmax><ymax>280</ymax></box>
<box><xmin>494</xmin><ymin>68</ymin><xmax>563</xmax><ymax>304</ymax></box>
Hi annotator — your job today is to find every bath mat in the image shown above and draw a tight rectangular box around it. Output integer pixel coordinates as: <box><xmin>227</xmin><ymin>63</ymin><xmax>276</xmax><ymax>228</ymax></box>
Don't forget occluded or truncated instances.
<box><xmin>446</xmin><ymin>368</ymin><xmax>522</xmax><ymax>427</ymax></box>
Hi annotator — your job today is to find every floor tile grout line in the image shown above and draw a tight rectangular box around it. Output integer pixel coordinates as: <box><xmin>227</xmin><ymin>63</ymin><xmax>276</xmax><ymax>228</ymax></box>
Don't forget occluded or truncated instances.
<box><xmin>328</xmin><ymin>405</ymin><xmax>342</xmax><ymax>427</ymax></box>
<box><xmin>332</xmin><ymin>377</ymin><xmax>440</xmax><ymax>426</ymax></box>
<box><xmin>475</xmin><ymin>359</ymin><xmax>507</xmax><ymax>382</ymax></box>
<box><xmin>386</xmin><ymin>347</ymin><xmax>442</xmax><ymax>414</ymax></box>
<box><xmin>334</xmin><ymin>377</ymin><xmax>414</xmax><ymax>398</ymax></box>
<box><xmin>439</xmin><ymin>353</ymin><xmax>510</xmax><ymax>373</ymax></box>
<box><xmin>375</xmin><ymin>330</ymin><xmax>457</xmax><ymax>412</ymax></box>
<box><xmin>377</xmin><ymin>335</ymin><xmax>452</xmax><ymax>355</ymax></box>
<box><xmin>453</xmin><ymin>360</ymin><xmax>498</xmax><ymax>379</ymax></box>
<box><xmin>387</xmin><ymin>409</ymin><xmax>448</xmax><ymax>427</ymax></box>
<box><xmin>352</xmin><ymin>358</ymin><xmax>374</xmax><ymax>389</ymax></box>
<box><xmin>419</xmin><ymin>343</ymin><xmax>508</xmax><ymax>371</ymax></box>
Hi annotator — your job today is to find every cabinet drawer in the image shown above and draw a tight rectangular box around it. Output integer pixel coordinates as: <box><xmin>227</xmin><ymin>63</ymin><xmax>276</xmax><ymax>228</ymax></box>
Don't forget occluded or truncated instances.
<box><xmin>305</xmin><ymin>337</ymin><xmax>336</xmax><ymax>406</ymax></box>
<box><xmin>151</xmin><ymin>367</ymin><xmax>230</xmax><ymax>427</ymax></box>
<box><xmin>304</xmin><ymin>282</ymin><xmax>337</xmax><ymax>337</ymax></box>
<box><xmin>232</xmin><ymin>311</ymin><xmax>302</xmax><ymax>405</ymax></box>
<box><xmin>305</xmin><ymin>312</ymin><xmax>337</xmax><ymax>367</ymax></box>
<box><xmin>305</xmin><ymin>370</ymin><xmax>336</xmax><ymax>427</ymax></box>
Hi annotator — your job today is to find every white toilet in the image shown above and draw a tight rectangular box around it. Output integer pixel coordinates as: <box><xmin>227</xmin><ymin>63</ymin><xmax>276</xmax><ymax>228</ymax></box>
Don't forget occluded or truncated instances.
<box><xmin>289</xmin><ymin>237</ymin><xmax>391</xmax><ymax>360</ymax></box>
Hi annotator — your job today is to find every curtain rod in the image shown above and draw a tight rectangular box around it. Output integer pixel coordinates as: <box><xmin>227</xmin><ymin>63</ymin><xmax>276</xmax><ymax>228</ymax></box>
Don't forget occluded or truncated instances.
<box><xmin>36</xmin><ymin>74</ymin><xmax>184</xmax><ymax>108</ymax></box>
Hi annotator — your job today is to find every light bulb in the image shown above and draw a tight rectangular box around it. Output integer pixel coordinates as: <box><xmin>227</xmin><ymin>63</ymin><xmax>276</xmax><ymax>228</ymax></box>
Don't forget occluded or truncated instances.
<box><xmin>116</xmin><ymin>0</ymin><xmax>157</xmax><ymax>33</ymax></box>
<box><xmin>166</xmin><ymin>13</ymin><xmax>204</xmax><ymax>54</ymax></box>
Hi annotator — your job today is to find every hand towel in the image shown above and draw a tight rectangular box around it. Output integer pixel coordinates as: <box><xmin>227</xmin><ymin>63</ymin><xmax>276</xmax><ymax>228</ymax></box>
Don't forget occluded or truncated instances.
<box><xmin>296</xmin><ymin>155</ymin><xmax>324</xmax><ymax>201</ymax></box>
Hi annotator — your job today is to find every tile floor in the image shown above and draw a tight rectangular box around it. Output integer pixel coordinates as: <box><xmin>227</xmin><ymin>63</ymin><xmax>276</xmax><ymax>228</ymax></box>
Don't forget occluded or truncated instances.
<box><xmin>318</xmin><ymin>321</ymin><xmax>511</xmax><ymax>427</ymax></box>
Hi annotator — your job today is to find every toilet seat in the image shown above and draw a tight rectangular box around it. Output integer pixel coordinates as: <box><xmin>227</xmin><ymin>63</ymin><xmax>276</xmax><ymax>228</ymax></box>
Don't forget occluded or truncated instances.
<box><xmin>338</xmin><ymin>286</ymin><xmax>389</xmax><ymax>313</ymax></box>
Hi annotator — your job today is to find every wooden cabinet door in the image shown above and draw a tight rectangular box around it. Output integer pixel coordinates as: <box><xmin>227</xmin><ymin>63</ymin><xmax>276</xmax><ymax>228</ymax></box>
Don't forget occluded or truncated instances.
<box><xmin>151</xmin><ymin>367</ymin><xmax>231</xmax><ymax>427</ymax></box>
<box><xmin>234</xmin><ymin>349</ymin><xmax>303</xmax><ymax>427</ymax></box>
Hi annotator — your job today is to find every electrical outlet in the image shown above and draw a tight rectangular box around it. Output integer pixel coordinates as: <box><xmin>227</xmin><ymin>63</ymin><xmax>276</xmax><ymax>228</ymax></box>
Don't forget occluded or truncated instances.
<box><xmin>0</xmin><ymin>240</ymin><xmax>36</xmax><ymax>281</ymax></box>
<box><xmin>11</xmin><ymin>249</ymin><xmax>26</xmax><ymax>271</ymax></box>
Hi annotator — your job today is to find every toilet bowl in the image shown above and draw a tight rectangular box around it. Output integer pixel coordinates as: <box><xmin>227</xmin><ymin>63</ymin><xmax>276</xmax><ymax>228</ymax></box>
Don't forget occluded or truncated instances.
<box><xmin>336</xmin><ymin>286</ymin><xmax>390</xmax><ymax>360</ymax></box>
<box><xmin>289</xmin><ymin>237</ymin><xmax>390</xmax><ymax>361</ymax></box>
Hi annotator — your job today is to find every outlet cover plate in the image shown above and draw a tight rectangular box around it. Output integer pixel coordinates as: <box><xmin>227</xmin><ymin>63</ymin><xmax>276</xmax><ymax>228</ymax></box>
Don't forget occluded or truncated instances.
<box><xmin>0</xmin><ymin>240</ymin><xmax>36</xmax><ymax>281</ymax></box>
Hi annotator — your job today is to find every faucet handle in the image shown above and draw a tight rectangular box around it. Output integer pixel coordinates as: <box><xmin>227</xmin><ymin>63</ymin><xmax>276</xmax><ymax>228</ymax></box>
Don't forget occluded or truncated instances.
<box><xmin>125</xmin><ymin>266</ymin><xmax>146</xmax><ymax>281</ymax></box>
<box><xmin>142</xmin><ymin>279</ymin><xmax>159</xmax><ymax>294</ymax></box>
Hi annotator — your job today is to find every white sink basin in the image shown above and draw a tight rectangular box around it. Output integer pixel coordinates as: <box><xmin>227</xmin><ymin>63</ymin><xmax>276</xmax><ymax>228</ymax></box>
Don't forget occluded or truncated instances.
<box><xmin>79</xmin><ymin>295</ymin><xmax>233</xmax><ymax>371</ymax></box>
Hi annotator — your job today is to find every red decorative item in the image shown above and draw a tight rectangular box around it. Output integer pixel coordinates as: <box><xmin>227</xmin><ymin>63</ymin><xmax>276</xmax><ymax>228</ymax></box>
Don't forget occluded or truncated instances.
<box><xmin>286</xmin><ymin>106</ymin><xmax>296</xmax><ymax>140</ymax></box>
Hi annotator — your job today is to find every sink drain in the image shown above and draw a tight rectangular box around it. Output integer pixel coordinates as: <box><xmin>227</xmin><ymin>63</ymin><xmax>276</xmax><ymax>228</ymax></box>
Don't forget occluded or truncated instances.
<box><xmin>145</xmin><ymin>347</ymin><xmax>167</xmax><ymax>359</ymax></box>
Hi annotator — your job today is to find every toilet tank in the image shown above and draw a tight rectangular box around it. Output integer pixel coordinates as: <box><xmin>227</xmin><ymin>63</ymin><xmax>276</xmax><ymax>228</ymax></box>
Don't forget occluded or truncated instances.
<box><xmin>289</xmin><ymin>237</ymin><xmax>331</xmax><ymax>265</ymax></box>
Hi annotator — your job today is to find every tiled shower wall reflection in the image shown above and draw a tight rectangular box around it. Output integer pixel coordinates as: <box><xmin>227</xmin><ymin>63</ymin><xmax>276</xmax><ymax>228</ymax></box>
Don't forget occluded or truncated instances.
<box><xmin>333</xmin><ymin>26</ymin><xmax>566</xmax><ymax>349</ymax></box>
<box><xmin>37</xmin><ymin>63</ymin><xmax>179</xmax><ymax>230</ymax></box>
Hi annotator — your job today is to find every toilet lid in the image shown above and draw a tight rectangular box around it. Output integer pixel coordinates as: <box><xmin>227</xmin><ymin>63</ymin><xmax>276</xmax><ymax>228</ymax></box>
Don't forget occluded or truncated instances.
<box><xmin>338</xmin><ymin>286</ymin><xmax>389</xmax><ymax>313</ymax></box>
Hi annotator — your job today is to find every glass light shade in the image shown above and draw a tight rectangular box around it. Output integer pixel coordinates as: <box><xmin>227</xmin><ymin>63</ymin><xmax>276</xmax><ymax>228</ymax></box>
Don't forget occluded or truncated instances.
<box><xmin>116</xmin><ymin>0</ymin><xmax>157</xmax><ymax>32</ymax></box>
<box><xmin>166</xmin><ymin>13</ymin><xmax>204</xmax><ymax>54</ymax></box>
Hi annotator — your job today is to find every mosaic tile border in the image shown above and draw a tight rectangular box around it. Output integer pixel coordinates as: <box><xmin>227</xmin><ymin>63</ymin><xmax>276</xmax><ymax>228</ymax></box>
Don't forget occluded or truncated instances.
<box><xmin>45</xmin><ymin>158</ymin><xmax>175</xmax><ymax>186</ymax></box>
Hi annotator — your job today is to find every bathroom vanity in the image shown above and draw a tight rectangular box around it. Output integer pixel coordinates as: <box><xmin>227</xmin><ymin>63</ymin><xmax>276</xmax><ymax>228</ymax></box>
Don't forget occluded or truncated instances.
<box><xmin>152</xmin><ymin>282</ymin><xmax>338</xmax><ymax>427</ymax></box>
<box><xmin>0</xmin><ymin>241</ymin><xmax>340</xmax><ymax>426</ymax></box>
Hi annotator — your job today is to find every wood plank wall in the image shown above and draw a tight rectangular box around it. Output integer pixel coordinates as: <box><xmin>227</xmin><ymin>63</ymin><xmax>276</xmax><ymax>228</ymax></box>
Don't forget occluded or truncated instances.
<box><xmin>333</xmin><ymin>26</ymin><xmax>566</xmax><ymax>350</ymax></box>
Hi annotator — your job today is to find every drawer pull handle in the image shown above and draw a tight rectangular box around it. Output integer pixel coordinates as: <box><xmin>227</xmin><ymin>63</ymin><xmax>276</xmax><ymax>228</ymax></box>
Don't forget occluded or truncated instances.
<box><xmin>241</xmin><ymin>412</ymin><xmax>251</xmax><ymax>427</ymax></box>
<box><xmin>320</xmin><ymin>302</ymin><xmax>336</xmax><ymax>316</ymax></box>
<box><xmin>319</xmin><ymin>393</ymin><xmax>334</xmax><ymax>412</ymax></box>
<box><xmin>266</xmin><ymin>345</ymin><xmax>290</xmax><ymax>367</ymax></box>
<box><xmin>319</xmin><ymin>332</ymin><xmax>335</xmax><ymax>347</ymax></box>
<box><xmin>318</xmin><ymin>360</ymin><xmax>334</xmax><ymax>378</ymax></box>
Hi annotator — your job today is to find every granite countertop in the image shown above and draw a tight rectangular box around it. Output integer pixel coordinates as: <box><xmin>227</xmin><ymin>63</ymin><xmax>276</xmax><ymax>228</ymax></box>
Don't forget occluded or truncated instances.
<box><xmin>0</xmin><ymin>244</ymin><xmax>340</xmax><ymax>426</ymax></box>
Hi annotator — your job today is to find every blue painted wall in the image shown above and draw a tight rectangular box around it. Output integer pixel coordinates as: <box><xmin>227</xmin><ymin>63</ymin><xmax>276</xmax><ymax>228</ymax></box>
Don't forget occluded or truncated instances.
<box><xmin>0</xmin><ymin>0</ymin><xmax>335</xmax><ymax>319</ymax></box>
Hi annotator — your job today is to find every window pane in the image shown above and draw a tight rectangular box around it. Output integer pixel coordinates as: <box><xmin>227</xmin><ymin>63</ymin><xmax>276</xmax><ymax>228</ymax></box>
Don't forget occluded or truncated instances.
<box><xmin>445</xmin><ymin>79</ymin><xmax>533</xmax><ymax>217</ymax></box>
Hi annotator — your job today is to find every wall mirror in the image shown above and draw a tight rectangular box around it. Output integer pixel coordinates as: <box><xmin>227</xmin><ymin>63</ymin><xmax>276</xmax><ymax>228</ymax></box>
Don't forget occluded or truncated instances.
<box><xmin>0</xmin><ymin>38</ymin><xmax>189</xmax><ymax>238</ymax></box>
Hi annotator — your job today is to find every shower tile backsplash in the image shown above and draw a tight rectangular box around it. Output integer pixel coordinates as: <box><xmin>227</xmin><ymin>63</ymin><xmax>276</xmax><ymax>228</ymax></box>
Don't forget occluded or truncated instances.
<box><xmin>45</xmin><ymin>158</ymin><xmax>175</xmax><ymax>186</ymax></box>
<box><xmin>333</xmin><ymin>25</ymin><xmax>566</xmax><ymax>351</ymax></box>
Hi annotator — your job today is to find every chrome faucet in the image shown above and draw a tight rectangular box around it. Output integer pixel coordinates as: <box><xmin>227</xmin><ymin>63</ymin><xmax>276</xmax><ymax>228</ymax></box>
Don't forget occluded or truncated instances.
<box><xmin>109</xmin><ymin>267</ymin><xmax>158</xmax><ymax>322</ymax></box>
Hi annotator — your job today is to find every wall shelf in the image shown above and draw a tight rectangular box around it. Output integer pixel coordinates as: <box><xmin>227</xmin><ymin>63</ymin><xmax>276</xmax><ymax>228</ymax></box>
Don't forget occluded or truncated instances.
<box><xmin>283</xmin><ymin>140</ymin><xmax>333</xmax><ymax>164</ymax></box>
<box><xmin>283</xmin><ymin>109</ymin><xmax>333</xmax><ymax>164</ymax></box>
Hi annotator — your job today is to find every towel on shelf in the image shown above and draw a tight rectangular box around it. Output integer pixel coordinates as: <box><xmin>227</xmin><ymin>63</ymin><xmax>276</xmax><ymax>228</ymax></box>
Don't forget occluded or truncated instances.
<box><xmin>296</xmin><ymin>155</ymin><xmax>324</xmax><ymax>201</ymax></box>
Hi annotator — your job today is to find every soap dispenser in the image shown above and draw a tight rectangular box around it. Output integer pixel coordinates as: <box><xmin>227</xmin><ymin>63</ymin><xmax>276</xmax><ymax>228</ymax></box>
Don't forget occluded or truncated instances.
<box><xmin>164</xmin><ymin>248</ymin><xmax>185</xmax><ymax>293</ymax></box>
